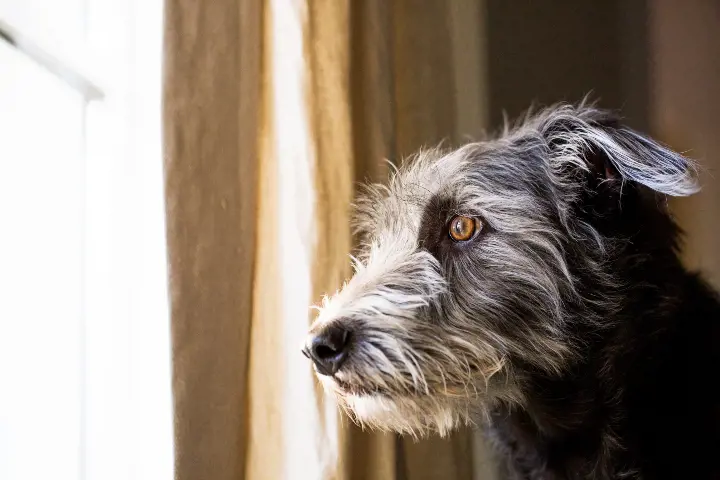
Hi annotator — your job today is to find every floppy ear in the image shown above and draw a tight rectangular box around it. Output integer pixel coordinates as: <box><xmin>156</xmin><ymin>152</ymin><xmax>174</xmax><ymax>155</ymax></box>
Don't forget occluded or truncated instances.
<box><xmin>537</xmin><ymin>104</ymin><xmax>699</xmax><ymax>197</ymax></box>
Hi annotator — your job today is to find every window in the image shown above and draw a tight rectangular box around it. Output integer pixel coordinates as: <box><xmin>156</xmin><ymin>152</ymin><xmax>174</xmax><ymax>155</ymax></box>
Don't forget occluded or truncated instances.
<box><xmin>0</xmin><ymin>1</ymin><xmax>172</xmax><ymax>479</ymax></box>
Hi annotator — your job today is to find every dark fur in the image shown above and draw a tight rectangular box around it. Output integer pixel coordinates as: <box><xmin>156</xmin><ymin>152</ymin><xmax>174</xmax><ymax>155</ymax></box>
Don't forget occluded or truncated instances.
<box><xmin>488</xmin><ymin>149</ymin><xmax>720</xmax><ymax>479</ymax></box>
<box><xmin>305</xmin><ymin>103</ymin><xmax>720</xmax><ymax>479</ymax></box>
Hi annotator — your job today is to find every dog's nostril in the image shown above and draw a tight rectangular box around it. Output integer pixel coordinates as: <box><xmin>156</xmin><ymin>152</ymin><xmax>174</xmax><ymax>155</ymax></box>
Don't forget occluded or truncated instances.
<box><xmin>315</xmin><ymin>344</ymin><xmax>338</xmax><ymax>359</ymax></box>
<box><xmin>308</xmin><ymin>324</ymin><xmax>351</xmax><ymax>376</ymax></box>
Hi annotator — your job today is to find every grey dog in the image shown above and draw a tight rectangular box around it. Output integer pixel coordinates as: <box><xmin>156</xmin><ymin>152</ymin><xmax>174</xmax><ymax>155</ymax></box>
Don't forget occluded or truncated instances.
<box><xmin>303</xmin><ymin>102</ymin><xmax>720</xmax><ymax>479</ymax></box>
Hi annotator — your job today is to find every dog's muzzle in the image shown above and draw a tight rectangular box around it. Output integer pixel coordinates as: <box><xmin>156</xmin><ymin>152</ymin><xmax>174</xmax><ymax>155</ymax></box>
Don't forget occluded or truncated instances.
<box><xmin>302</xmin><ymin>323</ymin><xmax>351</xmax><ymax>376</ymax></box>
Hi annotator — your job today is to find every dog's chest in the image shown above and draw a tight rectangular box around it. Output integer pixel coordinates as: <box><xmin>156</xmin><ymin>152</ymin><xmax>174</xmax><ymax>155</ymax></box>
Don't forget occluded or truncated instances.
<box><xmin>486</xmin><ymin>408</ymin><xmax>631</xmax><ymax>480</ymax></box>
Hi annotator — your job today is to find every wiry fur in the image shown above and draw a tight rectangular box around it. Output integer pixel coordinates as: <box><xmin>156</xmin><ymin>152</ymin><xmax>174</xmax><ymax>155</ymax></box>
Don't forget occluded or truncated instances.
<box><xmin>305</xmin><ymin>102</ymin><xmax>720</xmax><ymax>479</ymax></box>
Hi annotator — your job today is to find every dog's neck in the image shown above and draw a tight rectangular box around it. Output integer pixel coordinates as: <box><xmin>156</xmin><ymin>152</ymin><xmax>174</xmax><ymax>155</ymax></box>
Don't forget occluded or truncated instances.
<box><xmin>488</xmin><ymin>259</ymin><xmax>720</xmax><ymax>479</ymax></box>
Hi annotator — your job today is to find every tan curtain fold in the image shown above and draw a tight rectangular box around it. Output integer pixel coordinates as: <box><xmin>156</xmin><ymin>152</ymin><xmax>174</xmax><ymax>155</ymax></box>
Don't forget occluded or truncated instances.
<box><xmin>163</xmin><ymin>0</ymin><xmax>263</xmax><ymax>479</ymax></box>
<box><xmin>243</xmin><ymin>1</ymin><xmax>279</xmax><ymax>477</ymax></box>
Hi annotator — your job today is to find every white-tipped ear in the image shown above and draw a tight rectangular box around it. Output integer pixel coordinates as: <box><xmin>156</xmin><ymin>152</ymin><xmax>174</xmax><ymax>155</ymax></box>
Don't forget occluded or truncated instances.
<box><xmin>538</xmin><ymin>104</ymin><xmax>699</xmax><ymax>197</ymax></box>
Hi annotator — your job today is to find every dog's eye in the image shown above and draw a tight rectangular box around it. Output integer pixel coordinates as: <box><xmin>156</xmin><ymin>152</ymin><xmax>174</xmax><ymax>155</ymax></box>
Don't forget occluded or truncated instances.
<box><xmin>448</xmin><ymin>216</ymin><xmax>481</xmax><ymax>242</ymax></box>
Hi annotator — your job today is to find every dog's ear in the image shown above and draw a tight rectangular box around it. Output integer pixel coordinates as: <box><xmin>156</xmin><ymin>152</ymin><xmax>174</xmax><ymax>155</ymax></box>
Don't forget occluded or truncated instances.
<box><xmin>537</xmin><ymin>104</ymin><xmax>698</xmax><ymax>197</ymax></box>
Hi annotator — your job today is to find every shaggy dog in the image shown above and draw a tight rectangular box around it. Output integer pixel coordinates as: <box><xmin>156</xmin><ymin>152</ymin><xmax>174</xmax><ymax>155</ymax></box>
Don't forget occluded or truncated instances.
<box><xmin>303</xmin><ymin>103</ymin><xmax>720</xmax><ymax>479</ymax></box>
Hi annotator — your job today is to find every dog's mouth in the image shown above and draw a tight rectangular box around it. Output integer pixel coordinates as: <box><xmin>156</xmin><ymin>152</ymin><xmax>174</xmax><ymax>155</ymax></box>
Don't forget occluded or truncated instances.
<box><xmin>328</xmin><ymin>374</ymin><xmax>472</xmax><ymax>398</ymax></box>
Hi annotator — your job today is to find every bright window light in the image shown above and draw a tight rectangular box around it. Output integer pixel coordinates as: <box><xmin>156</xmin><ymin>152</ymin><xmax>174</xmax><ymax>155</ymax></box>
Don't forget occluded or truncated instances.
<box><xmin>0</xmin><ymin>0</ymin><xmax>173</xmax><ymax>479</ymax></box>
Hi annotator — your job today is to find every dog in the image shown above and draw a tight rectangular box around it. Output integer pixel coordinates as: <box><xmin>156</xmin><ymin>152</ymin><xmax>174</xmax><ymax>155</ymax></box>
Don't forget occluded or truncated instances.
<box><xmin>302</xmin><ymin>102</ymin><xmax>720</xmax><ymax>479</ymax></box>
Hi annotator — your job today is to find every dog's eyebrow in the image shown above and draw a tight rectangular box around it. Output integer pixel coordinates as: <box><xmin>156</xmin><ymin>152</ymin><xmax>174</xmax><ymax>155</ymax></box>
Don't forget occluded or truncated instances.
<box><xmin>395</xmin><ymin>181</ymin><xmax>434</xmax><ymax>209</ymax></box>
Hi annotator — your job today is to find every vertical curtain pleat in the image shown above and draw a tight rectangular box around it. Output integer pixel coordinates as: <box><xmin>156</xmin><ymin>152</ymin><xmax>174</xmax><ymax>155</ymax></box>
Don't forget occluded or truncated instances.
<box><xmin>244</xmin><ymin>0</ymin><xmax>280</xmax><ymax>476</ymax></box>
<box><xmin>246</xmin><ymin>1</ymin><xmax>341</xmax><ymax>478</ymax></box>
<box><xmin>162</xmin><ymin>0</ymin><xmax>263</xmax><ymax>479</ymax></box>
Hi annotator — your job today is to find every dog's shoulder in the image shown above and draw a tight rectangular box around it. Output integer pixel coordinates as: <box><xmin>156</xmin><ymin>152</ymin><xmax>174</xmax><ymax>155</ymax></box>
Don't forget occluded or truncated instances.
<box><xmin>488</xmin><ymin>272</ymin><xmax>720</xmax><ymax>479</ymax></box>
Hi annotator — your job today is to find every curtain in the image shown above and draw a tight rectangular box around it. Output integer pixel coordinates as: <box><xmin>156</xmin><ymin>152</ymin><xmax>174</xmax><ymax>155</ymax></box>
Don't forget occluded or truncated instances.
<box><xmin>650</xmin><ymin>0</ymin><xmax>720</xmax><ymax>287</ymax></box>
<box><xmin>163</xmin><ymin>0</ymin><xmax>498</xmax><ymax>479</ymax></box>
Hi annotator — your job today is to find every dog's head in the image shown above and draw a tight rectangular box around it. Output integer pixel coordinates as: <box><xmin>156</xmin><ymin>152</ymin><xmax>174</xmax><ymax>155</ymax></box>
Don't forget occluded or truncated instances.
<box><xmin>303</xmin><ymin>103</ymin><xmax>697</xmax><ymax>436</ymax></box>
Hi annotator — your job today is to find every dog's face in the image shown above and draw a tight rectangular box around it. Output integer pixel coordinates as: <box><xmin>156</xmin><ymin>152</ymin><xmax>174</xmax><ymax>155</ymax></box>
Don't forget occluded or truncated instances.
<box><xmin>303</xmin><ymin>104</ymin><xmax>696</xmax><ymax>437</ymax></box>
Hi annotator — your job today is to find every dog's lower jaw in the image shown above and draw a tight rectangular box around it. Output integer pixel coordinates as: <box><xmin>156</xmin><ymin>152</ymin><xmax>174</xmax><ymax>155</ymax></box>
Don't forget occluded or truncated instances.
<box><xmin>319</xmin><ymin>363</ymin><xmax>523</xmax><ymax>438</ymax></box>
<box><xmin>343</xmin><ymin>394</ymin><xmax>464</xmax><ymax>438</ymax></box>
<box><xmin>326</xmin><ymin>378</ymin><xmax>525</xmax><ymax>439</ymax></box>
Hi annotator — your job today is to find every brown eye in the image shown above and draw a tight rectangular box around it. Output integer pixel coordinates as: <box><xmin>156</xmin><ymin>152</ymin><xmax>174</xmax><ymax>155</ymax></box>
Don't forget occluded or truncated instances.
<box><xmin>448</xmin><ymin>215</ymin><xmax>481</xmax><ymax>242</ymax></box>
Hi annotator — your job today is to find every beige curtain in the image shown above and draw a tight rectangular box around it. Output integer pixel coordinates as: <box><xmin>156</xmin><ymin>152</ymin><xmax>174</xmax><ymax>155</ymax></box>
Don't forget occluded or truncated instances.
<box><xmin>650</xmin><ymin>0</ymin><xmax>720</xmax><ymax>288</ymax></box>
<box><xmin>163</xmin><ymin>1</ymin><xmax>497</xmax><ymax>479</ymax></box>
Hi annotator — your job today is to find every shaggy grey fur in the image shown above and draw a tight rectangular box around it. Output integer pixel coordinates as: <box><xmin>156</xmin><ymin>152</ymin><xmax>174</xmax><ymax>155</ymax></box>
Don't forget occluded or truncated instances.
<box><xmin>304</xmin><ymin>101</ymin><xmax>719</xmax><ymax>479</ymax></box>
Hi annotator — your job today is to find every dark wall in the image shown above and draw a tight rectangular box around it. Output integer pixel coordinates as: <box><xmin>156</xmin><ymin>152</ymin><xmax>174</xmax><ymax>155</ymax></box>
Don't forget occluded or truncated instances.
<box><xmin>485</xmin><ymin>0</ymin><xmax>649</xmax><ymax>131</ymax></box>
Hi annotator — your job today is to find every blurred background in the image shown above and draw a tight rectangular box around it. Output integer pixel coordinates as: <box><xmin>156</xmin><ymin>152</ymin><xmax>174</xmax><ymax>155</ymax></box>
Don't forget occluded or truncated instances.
<box><xmin>1</xmin><ymin>1</ymin><xmax>718</xmax><ymax>480</ymax></box>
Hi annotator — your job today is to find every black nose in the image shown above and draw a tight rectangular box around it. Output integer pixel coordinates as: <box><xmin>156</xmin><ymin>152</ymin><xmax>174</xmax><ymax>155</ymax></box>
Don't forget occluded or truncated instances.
<box><xmin>304</xmin><ymin>324</ymin><xmax>350</xmax><ymax>376</ymax></box>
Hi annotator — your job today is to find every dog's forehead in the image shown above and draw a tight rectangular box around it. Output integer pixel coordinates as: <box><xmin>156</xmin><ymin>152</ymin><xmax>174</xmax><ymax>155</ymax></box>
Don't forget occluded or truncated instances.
<box><xmin>377</xmin><ymin>151</ymin><xmax>469</xmax><ymax>232</ymax></box>
<box><xmin>375</xmin><ymin>144</ymin><xmax>508</xmax><ymax>217</ymax></box>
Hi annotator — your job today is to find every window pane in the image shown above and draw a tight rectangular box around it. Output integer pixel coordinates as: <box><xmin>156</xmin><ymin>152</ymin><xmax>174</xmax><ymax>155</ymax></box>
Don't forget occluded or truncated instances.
<box><xmin>0</xmin><ymin>41</ymin><xmax>85</xmax><ymax>480</ymax></box>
